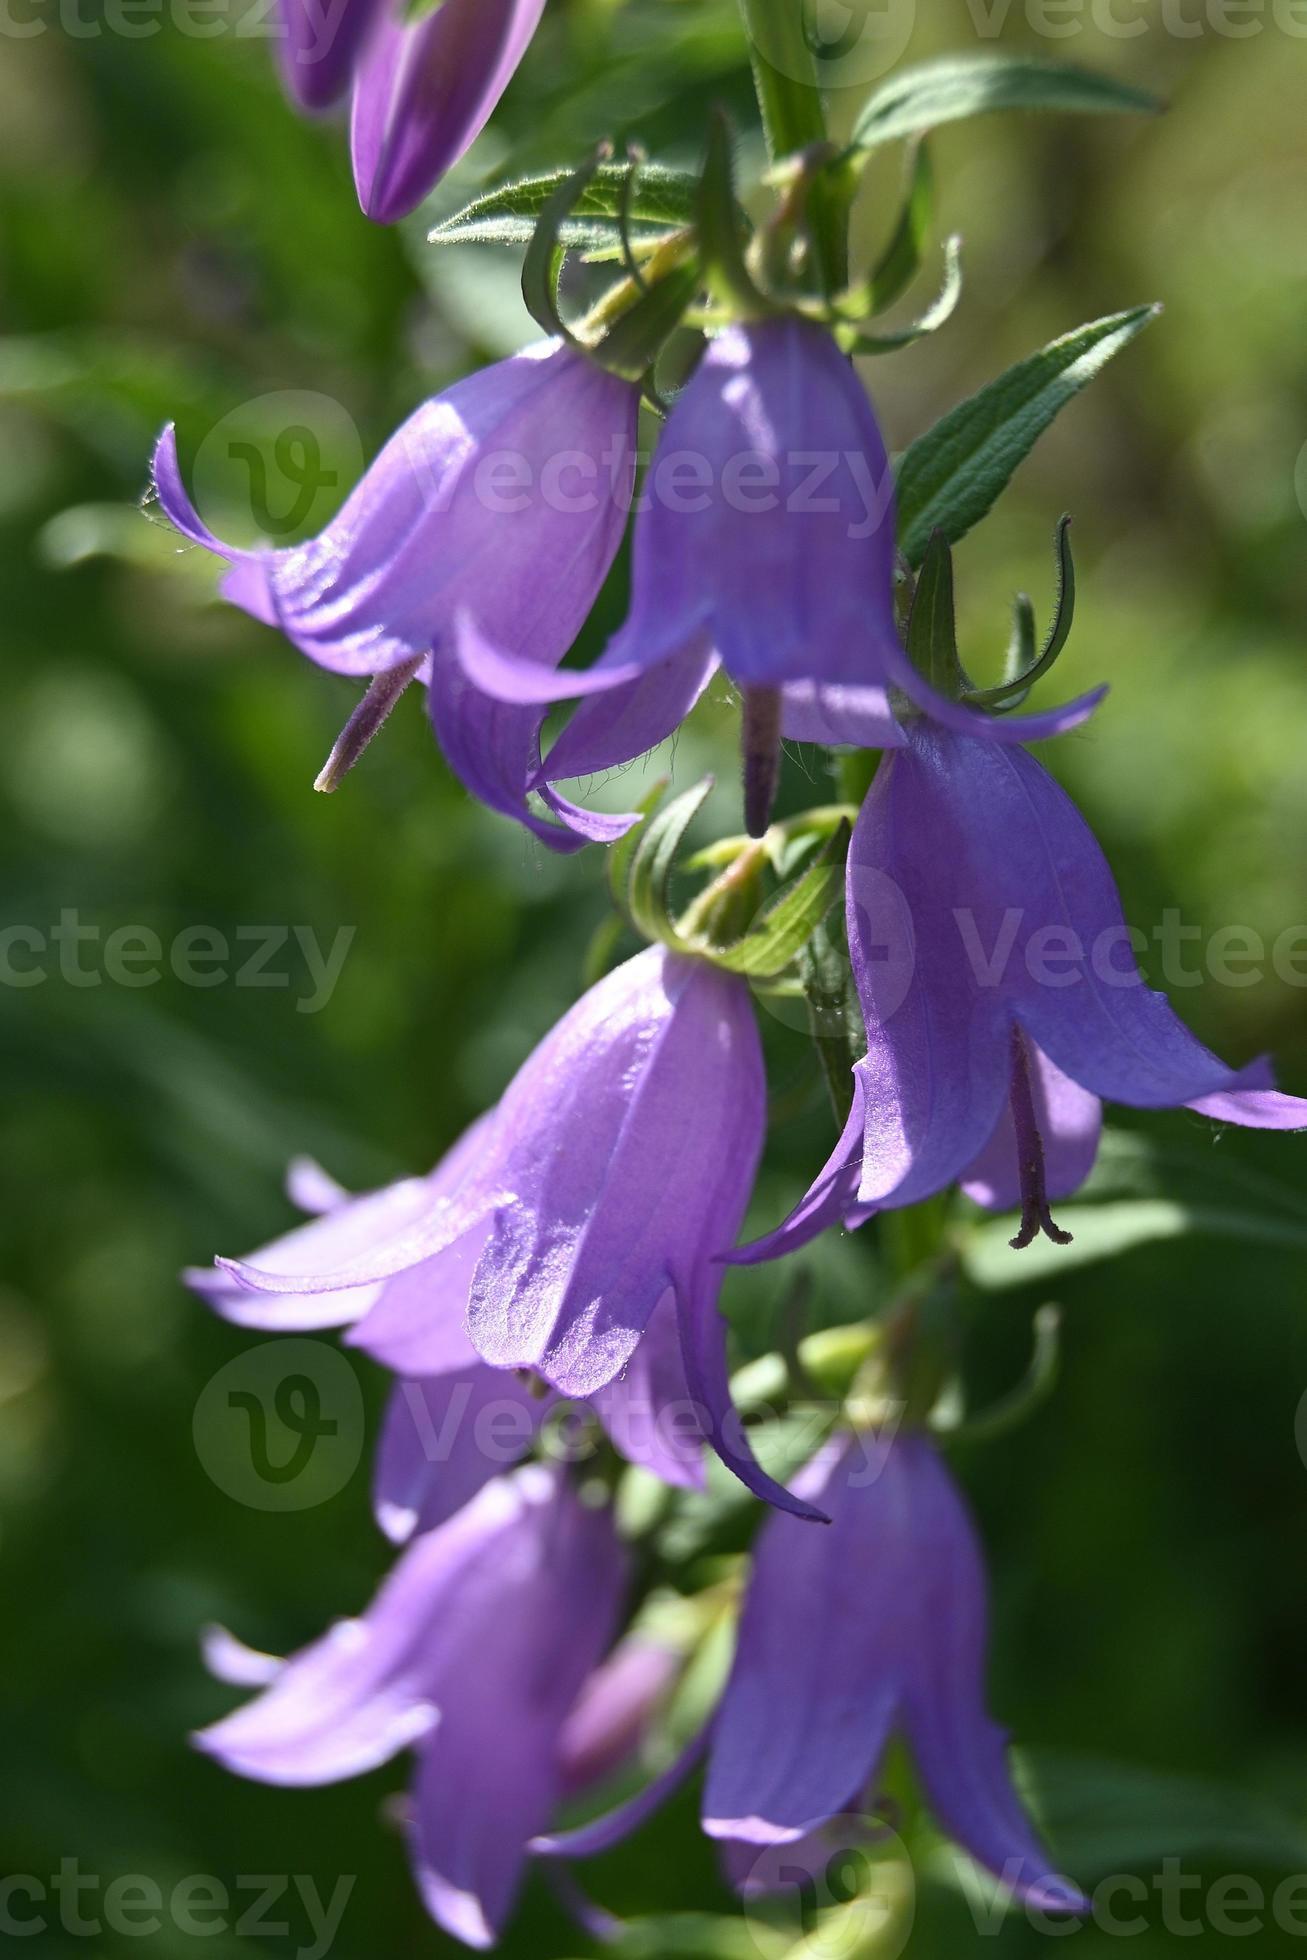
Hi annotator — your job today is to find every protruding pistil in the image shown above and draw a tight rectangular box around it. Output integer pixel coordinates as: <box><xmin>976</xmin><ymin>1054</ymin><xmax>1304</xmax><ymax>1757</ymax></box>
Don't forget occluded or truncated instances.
<box><xmin>314</xmin><ymin>657</ymin><xmax>422</xmax><ymax>793</ymax></box>
<box><xmin>741</xmin><ymin>686</ymin><xmax>783</xmax><ymax>838</ymax></box>
<box><xmin>1006</xmin><ymin>1027</ymin><xmax>1074</xmax><ymax>1250</ymax></box>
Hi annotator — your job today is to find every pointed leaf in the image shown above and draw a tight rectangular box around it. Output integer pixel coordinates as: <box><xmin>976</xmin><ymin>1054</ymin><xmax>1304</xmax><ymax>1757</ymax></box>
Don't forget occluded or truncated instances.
<box><xmin>626</xmin><ymin>779</ymin><xmax>714</xmax><ymax>948</ymax></box>
<box><xmin>431</xmin><ymin>162</ymin><xmax>699</xmax><ymax>252</ymax></box>
<box><xmin>895</xmin><ymin>306</ymin><xmax>1159</xmax><ymax>566</ymax></box>
<box><xmin>852</xmin><ymin>53</ymin><xmax>1162</xmax><ymax>154</ymax></box>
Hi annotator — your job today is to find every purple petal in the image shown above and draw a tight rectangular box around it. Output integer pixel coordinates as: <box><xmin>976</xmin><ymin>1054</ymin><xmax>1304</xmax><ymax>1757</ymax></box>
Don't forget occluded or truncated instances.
<box><xmin>284</xmin><ymin>1155</ymin><xmax>350</xmax><ymax>1216</ymax></box>
<box><xmin>962</xmin><ymin>1043</ymin><xmax>1102</xmax><ymax>1210</ymax></box>
<box><xmin>351</xmin><ymin>0</ymin><xmax>546</xmax><ymax>224</ymax></box>
<box><xmin>185</xmin><ymin>1173</ymin><xmax>438</xmax><ymax>1331</ymax></box>
<box><xmin>895</xmin><ymin>1437</ymin><xmax>1088</xmax><ymax>1914</ymax></box>
<box><xmin>673</xmin><ymin>1266</ymin><xmax>828</xmax><ymax>1524</ymax></box>
<box><xmin>556</xmin><ymin>1635</ymin><xmax>683</xmax><ymax>1796</ymax></box>
<box><xmin>590</xmin><ymin>1288</ymin><xmax>707</xmax><ymax>1492</ymax></box>
<box><xmin>1189</xmin><ymin>1058</ymin><xmax>1307</xmax><ymax>1131</ymax></box>
<box><xmin>845</xmin><ymin>752</ymin><xmax>1012</xmax><ymax>1207</ymax></box>
<box><xmin>466</xmin><ymin>950</ymin><xmax>766</xmax><ymax>1398</ymax></box>
<box><xmin>155</xmin><ymin>344</ymin><xmax>636</xmax><ymax>685</ymax></box>
<box><xmin>781</xmin><ymin>680</ymin><xmax>905</xmax><ymax>750</ymax></box>
<box><xmin>894</xmin><ymin>682</ymin><xmax>1109</xmax><ymax>747</ymax></box>
<box><xmin>404</xmin><ymin>1467</ymin><xmax>627</xmax><ymax>1944</ymax></box>
<box><xmin>275</xmin><ymin>0</ymin><xmax>379</xmax><ymax>111</ymax></box>
<box><xmin>201</xmin><ymin>1624</ymin><xmax>283</xmax><ymax>1688</ymax></box>
<box><xmin>344</xmin><ymin>1222</ymin><xmax>494</xmax><ymax>1375</ymax></box>
<box><xmin>532</xmin><ymin>1726</ymin><xmax>711</xmax><ymax>1860</ymax></box>
<box><xmin>538</xmin><ymin>639</ymin><xmax>720</xmax><ymax>785</ymax></box>
<box><xmin>729</xmin><ymin>1073</ymin><xmax>868</xmax><ymax>1266</ymax></box>
<box><xmin>373</xmin><ymin>1368</ymin><xmax>545</xmax><ymax>1544</ymax></box>
<box><xmin>703</xmin><ymin>1437</ymin><xmax>899</xmax><ymax>1841</ymax></box>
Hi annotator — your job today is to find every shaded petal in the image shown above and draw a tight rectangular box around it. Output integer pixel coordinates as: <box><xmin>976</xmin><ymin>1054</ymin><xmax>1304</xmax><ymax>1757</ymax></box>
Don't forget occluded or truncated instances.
<box><xmin>532</xmin><ymin>1727</ymin><xmax>711</xmax><ymax>1860</ymax></box>
<box><xmin>896</xmin><ymin>1437</ymin><xmax>1087</xmax><ymax>1914</ymax></box>
<box><xmin>729</xmin><ymin>1074</ymin><xmax>868</xmax><ymax>1266</ymax></box>
<box><xmin>557</xmin><ymin>1635</ymin><xmax>683</xmax><ymax>1796</ymax></box>
<box><xmin>284</xmin><ymin>1155</ymin><xmax>350</xmax><ymax>1216</ymax></box>
<box><xmin>538</xmin><ymin>638</ymin><xmax>719</xmax><ymax>786</ymax></box>
<box><xmin>962</xmin><ymin>1043</ymin><xmax>1102</xmax><ymax>1210</ymax></box>
<box><xmin>674</xmin><ymin>1266</ymin><xmax>827</xmax><ymax>1524</ymax></box>
<box><xmin>1189</xmin><ymin>1057</ymin><xmax>1307</xmax><ymax>1131</ymax></box>
<box><xmin>703</xmin><ymin>1437</ymin><xmax>899</xmax><ymax>1840</ymax></box>
<box><xmin>894</xmin><ymin>683</ymin><xmax>1108</xmax><ymax>747</ymax></box>
<box><xmin>351</xmin><ymin>0</ymin><xmax>546</xmax><ymax>225</ymax></box>
<box><xmin>373</xmin><ymin>1368</ymin><xmax>546</xmax><ymax>1543</ymax></box>
<box><xmin>590</xmin><ymin>1287</ymin><xmax>706</xmax><ymax>1491</ymax></box>
<box><xmin>845</xmin><ymin>753</ymin><xmax>1011</xmax><ymax>1206</ymax></box>
<box><xmin>345</xmin><ymin>1222</ymin><xmax>494</xmax><ymax>1375</ymax></box>
<box><xmin>781</xmin><ymin>680</ymin><xmax>905</xmax><ymax>751</ymax></box>
<box><xmin>404</xmin><ymin>1467</ymin><xmax>627</xmax><ymax>1944</ymax></box>
<box><xmin>275</xmin><ymin>0</ymin><xmax>378</xmax><ymax>111</ymax></box>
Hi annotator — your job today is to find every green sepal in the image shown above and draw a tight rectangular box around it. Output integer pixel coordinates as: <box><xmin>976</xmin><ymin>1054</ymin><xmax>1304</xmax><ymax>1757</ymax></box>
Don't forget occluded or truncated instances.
<box><xmin>624</xmin><ymin>778</ymin><xmax>714</xmax><ymax>951</ymax></box>
<box><xmin>904</xmin><ymin>528</ymin><xmax>971</xmax><ymax>699</ymax></box>
<box><xmin>606</xmin><ymin>776</ymin><xmax>669</xmax><ymax>930</ymax></box>
<box><xmin>696</xmin><ymin>109</ymin><xmax>770</xmax><ymax>318</ymax></box>
<box><xmin>838</xmin><ymin>139</ymin><xmax>934</xmax><ymax>321</ymax></box>
<box><xmin>837</xmin><ymin>234</ymin><xmax>962</xmax><ymax>356</ymax></box>
<box><xmin>969</xmin><ymin>513</ymin><xmax>1077</xmax><ymax>711</ymax></box>
<box><xmin>588</xmin><ymin>258</ymin><xmax>703</xmax><ymax>383</ymax></box>
<box><xmin>520</xmin><ymin>146</ymin><xmax>611</xmax><ymax>343</ymax></box>
<box><xmin>704</xmin><ymin>821</ymin><xmax>849</xmax><ymax>981</ymax></box>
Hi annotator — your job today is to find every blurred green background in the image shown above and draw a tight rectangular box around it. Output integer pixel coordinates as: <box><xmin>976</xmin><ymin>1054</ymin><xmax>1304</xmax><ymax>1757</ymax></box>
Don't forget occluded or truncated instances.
<box><xmin>4</xmin><ymin>1</ymin><xmax>1307</xmax><ymax>1953</ymax></box>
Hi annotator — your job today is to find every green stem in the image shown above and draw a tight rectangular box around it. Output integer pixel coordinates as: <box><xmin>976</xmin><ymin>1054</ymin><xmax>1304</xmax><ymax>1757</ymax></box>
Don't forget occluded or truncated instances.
<box><xmin>735</xmin><ymin>0</ymin><xmax>848</xmax><ymax>291</ymax></box>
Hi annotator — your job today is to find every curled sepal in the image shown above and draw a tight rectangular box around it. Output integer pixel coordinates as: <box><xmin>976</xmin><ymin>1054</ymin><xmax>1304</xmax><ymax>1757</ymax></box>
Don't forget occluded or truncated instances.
<box><xmin>605</xmin><ymin>777</ymin><xmax>669</xmax><ymax>931</ymax></box>
<box><xmin>902</xmin><ymin>528</ymin><xmax>971</xmax><ymax>701</ymax></box>
<box><xmin>521</xmin><ymin>145</ymin><xmax>613</xmax><ymax>344</ymax></box>
<box><xmin>837</xmin><ymin>234</ymin><xmax>962</xmax><ymax>355</ymax></box>
<box><xmin>623</xmin><ymin>778</ymin><xmax>715</xmax><ymax>952</ymax></box>
<box><xmin>968</xmin><ymin>514</ymin><xmax>1076</xmax><ymax>711</ymax></box>
<box><xmin>587</xmin><ymin>256</ymin><xmax>703</xmax><ymax>384</ymax></box>
<box><xmin>703</xmin><ymin>822</ymin><xmax>849</xmax><ymax>981</ymax></box>
<box><xmin>697</xmin><ymin>109</ymin><xmax>771</xmax><ymax>319</ymax></box>
<box><xmin>837</xmin><ymin>140</ymin><xmax>934</xmax><ymax>321</ymax></box>
<box><xmin>931</xmin><ymin>1303</ymin><xmax>1063</xmax><ymax>1443</ymax></box>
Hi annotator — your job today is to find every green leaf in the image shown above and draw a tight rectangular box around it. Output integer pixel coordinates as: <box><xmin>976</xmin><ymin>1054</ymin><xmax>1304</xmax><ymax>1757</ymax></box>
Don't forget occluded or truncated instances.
<box><xmin>841</xmin><ymin>234</ymin><xmax>963</xmax><ymax>357</ymax></box>
<box><xmin>1015</xmin><ymin>1750</ymin><xmax>1307</xmax><ymax>1876</ymax></box>
<box><xmin>626</xmin><ymin>779</ymin><xmax>714</xmax><ymax>948</ymax></box>
<box><xmin>430</xmin><ymin>161</ymin><xmax>698</xmax><ymax>252</ymax></box>
<box><xmin>709</xmin><ymin>823</ymin><xmax>849</xmax><ymax>980</ymax></box>
<box><xmin>894</xmin><ymin>305</ymin><xmax>1159</xmax><ymax>566</ymax></box>
<box><xmin>851</xmin><ymin>53</ymin><xmax>1162</xmax><ymax>154</ymax></box>
<box><xmin>904</xmin><ymin>527</ymin><xmax>968</xmax><ymax>698</ymax></box>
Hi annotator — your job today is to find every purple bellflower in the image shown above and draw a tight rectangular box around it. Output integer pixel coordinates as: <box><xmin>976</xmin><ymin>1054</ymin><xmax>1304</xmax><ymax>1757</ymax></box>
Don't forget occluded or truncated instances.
<box><xmin>150</xmin><ymin>338</ymin><xmax>638</xmax><ymax>850</ymax></box>
<box><xmin>537</xmin><ymin>1432</ymin><xmax>1084</xmax><ymax>1918</ymax></box>
<box><xmin>188</xmin><ymin>945</ymin><xmax>822</xmax><ymax>1520</ymax></box>
<box><xmin>455</xmin><ymin>316</ymin><xmax>1105</xmax><ymax>835</ymax></box>
<box><xmin>702</xmin><ymin>1432</ymin><xmax>1086</xmax><ymax>1914</ymax></box>
<box><xmin>196</xmin><ymin>1462</ymin><xmax>627</xmax><ymax>1949</ymax></box>
<box><xmin>189</xmin><ymin>1124</ymin><xmax>706</xmax><ymax>1528</ymax></box>
<box><xmin>351</xmin><ymin>0</ymin><xmax>546</xmax><ymax>225</ymax></box>
<box><xmin>273</xmin><ymin>0</ymin><xmax>379</xmax><ymax>111</ymax></box>
<box><xmin>741</xmin><ymin>722</ymin><xmax>1307</xmax><ymax>1263</ymax></box>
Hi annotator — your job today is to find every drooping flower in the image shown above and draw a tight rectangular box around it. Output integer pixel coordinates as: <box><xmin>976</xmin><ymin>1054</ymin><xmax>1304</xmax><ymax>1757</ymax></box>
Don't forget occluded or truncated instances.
<box><xmin>196</xmin><ymin>1462</ymin><xmax>626</xmax><ymax>1949</ymax></box>
<box><xmin>149</xmin><ymin>339</ymin><xmax>638</xmax><ymax>849</ymax></box>
<box><xmin>455</xmin><ymin>315</ymin><xmax>1104</xmax><ymax>834</ymax></box>
<box><xmin>272</xmin><ymin>0</ymin><xmax>379</xmax><ymax>112</ymax></box>
<box><xmin>351</xmin><ymin>0</ymin><xmax>546</xmax><ymax>224</ymax></box>
<box><xmin>189</xmin><ymin>945</ymin><xmax>821</xmax><ymax>1519</ymax></box>
<box><xmin>189</xmin><ymin>1125</ymin><xmax>705</xmax><ymax>1532</ymax></box>
<box><xmin>535</xmin><ymin>1431</ymin><xmax>1085</xmax><ymax>1916</ymax></box>
<box><xmin>701</xmin><ymin>1432</ymin><xmax>1087</xmax><ymax>1914</ymax></box>
<box><xmin>740</xmin><ymin>721</ymin><xmax>1307</xmax><ymax>1262</ymax></box>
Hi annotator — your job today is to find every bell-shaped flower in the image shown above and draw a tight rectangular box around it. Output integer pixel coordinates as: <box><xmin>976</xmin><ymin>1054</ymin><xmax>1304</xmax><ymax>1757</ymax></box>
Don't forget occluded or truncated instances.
<box><xmin>455</xmin><ymin>316</ymin><xmax>1104</xmax><ymax>835</ymax></box>
<box><xmin>189</xmin><ymin>1126</ymin><xmax>705</xmax><ymax>1531</ymax></box>
<box><xmin>741</xmin><ymin>722</ymin><xmax>1307</xmax><ymax>1262</ymax></box>
<box><xmin>273</xmin><ymin>0</ymin><xmax>379</xmax><ymax>111</ymax></box>
<box><xmin>149</xmin><ymin>339</ymin><xmax>638</xmax><ymax>850</ymax></box>
<box><xmin>701</xmin><ymin>1431</ymin><xmax>1087</xmax><ymax>1914</ymax></box>
<box><xmin>190</xmin><ymin>946</ymin><xmax>821</xmax><ymax>1520</ymax></box>
<box><xmin>351</xmin><ymin>0</ymin><xmax>546</xmax><ymax>224</ymax></box>
<box><xmin>196</xmin><ymin>1462</ymin><xmax>626</xmax><ymax>1949</ymax></box>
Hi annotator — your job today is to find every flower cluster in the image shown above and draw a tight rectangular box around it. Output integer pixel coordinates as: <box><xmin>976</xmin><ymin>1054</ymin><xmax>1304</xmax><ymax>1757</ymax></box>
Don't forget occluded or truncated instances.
<box><xmin>163</xmin><ymin>24</ymin><xmax>1307</xmax><ymax>1955</ymax></box>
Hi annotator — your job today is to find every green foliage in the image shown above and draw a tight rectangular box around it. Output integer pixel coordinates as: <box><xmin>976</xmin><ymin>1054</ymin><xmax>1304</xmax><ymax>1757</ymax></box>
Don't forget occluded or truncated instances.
<box><xmin>851</xmin><ymin>51</ymin><xmax>1162</xmax><ymax>153</ymax></box>
<box><xmin>430</xmin><ymin>160</ymin><xmax>699</xmax><ymax>252</ymax></box>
